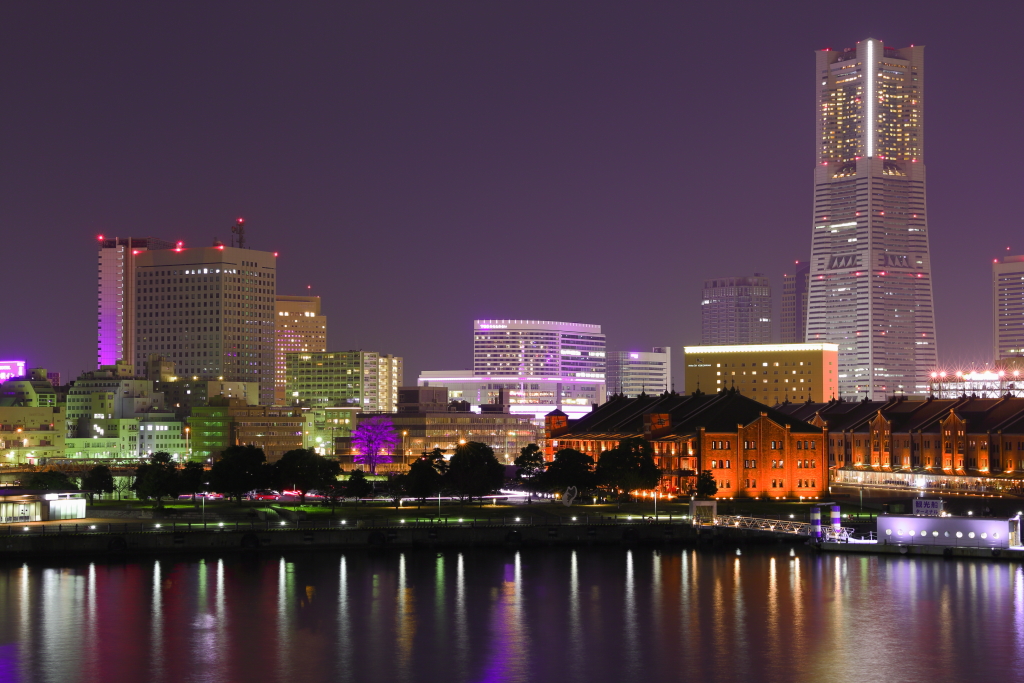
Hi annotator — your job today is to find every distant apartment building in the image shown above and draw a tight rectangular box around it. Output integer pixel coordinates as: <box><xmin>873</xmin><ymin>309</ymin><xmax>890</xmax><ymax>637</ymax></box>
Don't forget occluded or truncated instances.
<box><xmin>134</xmin><ymin>243</ymin><xmax>278</xmax><ymax>405</ymax></box>
<box><xmin>188</xmin><ymin>397</ymin><xmax>303</xmax><ymax>462</ymax></box>
<box><xmin>275</xmin><ymin>295</ymin><xmax>327</xmax><ymax>404</ymax></box>
<box><xmin>0</xmin><ymin>369</ymin><xmax>58</xmax><ymax>407</ymax></box>
<box><xmin>96</xmin><ymin>236</ymin><xmax>174</xmax><ymax>369</ymax></box>
<box><xmin>701</xmin><ymin>275</ymin><xmax>772</xmax><ymax>345</ymax></box>
<box><xmin>606</xmin><ymin>348</ymin><xmax>672</xmax><ymax>397</ymax></box>
<box><xmin>780</xmin><ymin>261</ymin><xmax>810</xmax><ymax>344</ymax></box>
<box><xmin>684</xmin><ymin>343</ymin><xmax>839</xmax><ymax>404</ymax></box>
<box><xmin>0</xmin><ymin>406</ymin><xmax>66</xmax><ymax>464</ymax></box>
<box><xmin>994</xmin><ymin>255</ymin><xmax>1024</xmax><ymax>362</ymax></box>
<box><xmin>64</xmin><ymin>362</ymin><xmax>164</xmax><ymax>437</ymax></box>
<box><xmin>285</xmin><ymin>351</ymin><xmax>403</xmax><ymax>412</ymax></box>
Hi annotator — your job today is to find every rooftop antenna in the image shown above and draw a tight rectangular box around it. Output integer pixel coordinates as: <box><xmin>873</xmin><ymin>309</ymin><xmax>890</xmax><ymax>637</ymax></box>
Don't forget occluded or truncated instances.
<box><xmin>231</xmin><ymin>217</ymin><xmax>246</xmax><ymax>249</ymax></box>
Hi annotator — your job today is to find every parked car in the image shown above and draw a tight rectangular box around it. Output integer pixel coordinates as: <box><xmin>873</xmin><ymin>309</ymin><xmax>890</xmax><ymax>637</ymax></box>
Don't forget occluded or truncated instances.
<box><xmin>249</xmin><ymin>490</ymin><xmax>280</xmax><ymax>501</ymax></box>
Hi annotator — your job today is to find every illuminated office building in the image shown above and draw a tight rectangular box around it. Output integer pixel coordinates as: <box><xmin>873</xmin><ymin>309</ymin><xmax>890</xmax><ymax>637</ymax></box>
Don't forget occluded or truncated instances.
<box><xmin>96</xmin><ymin>236</ymin><xmax>173</xmax><ymax>369</ymax></box>
<box><xmin>806</xmin><ymin>39</ymin><xmax>937</xmax><ymax>399</ymax></box>
<box><xmin>993</xmin><ymin>255</ymin><xmax>1024</xmax><ymax>362</ymax></box>
<box><xmin>133</xmin><ymin>244</ymin><xmax>278</xmax><ymax>405</ymax></box>
<box><xmin>286</xmin><ymin>351</ymin><xmax>402</xmax><ymax>412</ymax></box>
<box><xmin>606</xmin><ymin>348</ymin><xmax>672</xmax><ymax>397</ymax></box>
<box><xmin>701</xmin><ymin>276</ymin><xmax>772</xmax><ymax>345</ymax></box>
<box><xmin>275</xmin><ymin>295</ymin><xmax>327</xmax><ymax>404</ymax></box>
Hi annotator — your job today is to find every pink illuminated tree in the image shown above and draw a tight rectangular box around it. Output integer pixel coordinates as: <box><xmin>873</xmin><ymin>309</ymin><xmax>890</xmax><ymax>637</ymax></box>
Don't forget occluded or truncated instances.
<box><xmin>351</xmin><ymin>415</ymin><xmax>400</xmax><ymax>474</ymax></box>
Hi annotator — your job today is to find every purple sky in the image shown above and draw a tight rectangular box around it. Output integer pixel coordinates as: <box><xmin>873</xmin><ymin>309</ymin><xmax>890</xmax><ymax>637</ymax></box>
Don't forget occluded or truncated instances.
<box><xmin>2</xmin><ymin>2</ymin><xmax>1022</xmax><ymax>389</ymax></box>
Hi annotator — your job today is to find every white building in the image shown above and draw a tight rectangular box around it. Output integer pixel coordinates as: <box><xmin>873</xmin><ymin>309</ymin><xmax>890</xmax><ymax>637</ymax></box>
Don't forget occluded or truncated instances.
<box><xmin>606</xmin><ymin>348</ymin><xmax>672</xmax><ymax>397</ymax></box>
<box><xmin>806</xmin><ymin>39</ymin><xmax>937</xmax><ymax>400</ymax></box>
<box><xmin>994</xmin><ymin>255</ymin><xmax>1024</xmax><ymax>362</ymax></box>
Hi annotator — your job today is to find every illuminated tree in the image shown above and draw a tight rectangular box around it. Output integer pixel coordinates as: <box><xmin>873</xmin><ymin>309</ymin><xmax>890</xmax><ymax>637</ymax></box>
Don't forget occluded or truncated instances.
<box><xmin>351</xmin><ymin>416</ymin><xmax>400</xmax><ymax>474</ymax></box>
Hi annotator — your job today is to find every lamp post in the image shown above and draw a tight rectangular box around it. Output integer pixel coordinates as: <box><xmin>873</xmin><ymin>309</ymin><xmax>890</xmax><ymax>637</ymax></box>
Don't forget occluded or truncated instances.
<box><xmin>403</xmin><ymin>431</ymin><xmax>408</xmax><ymax>463</ymax></box>
<box><xmin>202</xmin><ymin>481</ymin><xmax>209</xmax><ymax>526</ymax></box>
<box><xmin>185</xmin><ymin>427</ymin><xmax>191</xmax><ymax>460</ymax></box>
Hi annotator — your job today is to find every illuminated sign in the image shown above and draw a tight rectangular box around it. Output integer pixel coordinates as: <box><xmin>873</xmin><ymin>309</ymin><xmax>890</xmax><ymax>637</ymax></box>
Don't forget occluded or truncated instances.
<box><xmin>629</xmin><ymin>353</ymin><xmax>640</xmax><ymax>359</ymax></box>
<box><xmin>478</xmin><ymin>325</ymin><xmax>508</xmax><ymax>329</ymax></box>
<box><xmin>0</xmin><ymin>361</ymin><xmax>27</xmax><ymax>383</ymax></box>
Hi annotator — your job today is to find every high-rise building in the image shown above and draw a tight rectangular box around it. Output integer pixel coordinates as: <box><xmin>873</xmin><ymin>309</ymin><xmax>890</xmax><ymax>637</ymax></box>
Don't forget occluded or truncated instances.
<box><xmin>96</xmin><ymin>236</ymin><xmax>174</xmax><ymax>369</ymax></box>
<box><xmin>701</xmin><ymin>276</ymin><xmax>772</xmax><ymax>345</ymax></box>
<box><xmin>285</xmin><ymin>351</ymin><xmax>402</xmax><ymax>412</ymax></box>
<box><xmin>806</xmin><ymin>39</ymin><xmax>937</xmax><ymax>399</ymax></box>
<box><xmin>781</xmin><ymin>261</ymin><xmax>810</xmax><ymax>344</ymax></box>
<box><xmin>606</xmin><ymin>347</ymin><xmax>672</xmax><ymax>397</ymax></box>
<box><xmin>994</xmin><ymin>255</ymin><xmax>1024</xmax><ymax>361</ymax></box>
<box><xmin>275</xmin><ymin>295</ymin><xmax>327</xmax><ymax>404</ymax></box>
<box><xmin>133</xmin><ymin>244</ymin><xmax>277</xmax><ymax>405</ymax></box>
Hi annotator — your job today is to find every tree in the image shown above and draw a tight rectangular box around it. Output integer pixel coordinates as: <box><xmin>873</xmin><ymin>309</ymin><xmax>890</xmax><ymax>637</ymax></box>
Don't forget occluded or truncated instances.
<box><xmin>383</xmin><ymin>473</ymin><xmax>406</xmax><ymax>508</ymax></box>
<box><xmin>405</xmin><ymin>455</ymin><xmax>442</xmax><ymax>503</ymax></box>
<box><xmin>210</xmin><ymin>445</ymin><xmax>269</xmax><ymax>503</ymax></box>
<box><xmin>595</xmin><ymin>437</ymin><xmax>662</xmax><ymax>500</ymax></box>
<box><xmin>342</xmin><ymin>469</ymin><xmax>373</xmax><ymax>501</ymax></box>
<box><xmin>350</xmin><ymin>416</ymin><xmax>400</xmax><ymax>474</ymax></box>
<box><xmin>514</xmin><ymin>443</ymin><xmax>545</xmax><ymax>499</ymax></box>
<box><xmin>178</xmin><ymin>461</ymin><xmax>207</xmax><ymax>500</ymax></box>
<box><xmin>81</xmin><ymin>465</ymin><xmax>114</xmax><ymax>503</ymax></box>
<box><xmin>543</xmin><ymin>448</ymin><xmax>596</xmax><ymax>494</ymax></box>
<box><xmin>134</xmin><ymin>452</ymin><xmax>180</xmax><ymax>505</ymax></box>
<box><xmin>695</xmin><ymin>470</ymin><xmax>718</xmax><ymax>499</ymax></box>
<box><xmin>424</xmin><ymin>447</ymin><xmax>449</xmax><ymax>475</ymax></box>
<box><xmin>24</xmin><ymin>470</ymin><xmax>78</xmax><ymax>491</ymax></box>
<box><xmin>273</xmin><ymin>448</ymin><xmax>341</xmax><ymax>504</ymax></box>
<box><xmin>444</xmin><ymin>441</ymin><xmax>505</xmax><ymax>503</ymax></box>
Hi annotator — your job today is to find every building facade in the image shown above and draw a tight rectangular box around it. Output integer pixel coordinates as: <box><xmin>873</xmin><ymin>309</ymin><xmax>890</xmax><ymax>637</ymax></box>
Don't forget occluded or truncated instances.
<box><xmin>275</xmin><ymin>295</ymin><xmax>327</xmax><ymax>405</ymax></box>
<box><xmin>133</xmin><ymin>244</ymin><xmax>278</xmax><ymax>405</ymax></box>
<box><xmin>780</xmin><ymin>261</ymin><xmax>810</xmax><ymax>344</ymax></box>
<box><xmin>776</xmin><ymin>396</ymin><xmax>1024</xmax><ymax>497</ymax></box>
<box><xmin>97</xmin><ymin>236</ymin><xmax>173</xmax><ymax>369</ymax></box>
<box><xmin>606</xmin><ymin>348</ymin><xmax>672</xmax><ymax>397</ymax></box>
<box><xmin>548</xmin><ymin>391</ymin><xmax>827</xmax><ymax>499</ymax></box>
<box><xmin>0</xmin><ymin>406</ymin><xmax>66</xmax><ymax>464</ymax></box>
<box><xmin>994</xmin><ymin>255</ymin><xmax>1024</xmax><ymax>362</ymax></box>
<box><xmin>187</xmin><ymin>397</ymin><xmax>302</xmax><ymax>462</ymax></box>
<box><xmin>806</xmin><ymin>39</ymin><xmax>937</xmax><ymax>400</ymax></box>
<box><xmin>285</xmin><ymin>351</ymin><xmax>402</xmax><ymax>412</ymax></box>
<box><xmin>417</xmin><ymin>370</ymin><xmax>605</xmax><ymax>421</ymax></box>
<box><xmin>65</xmin><ymin>363</ymin><xmax>164</xmax><ymax>437</ymax></box>
<box><xmin>683</xmin><ymin>343</ymin><xmax>839</xmax><ymax>404</ymax></box>
<box><xmin>701</xmin><ymin>275</ymin><xmax>772</xmax><ymax>345</ymax></box>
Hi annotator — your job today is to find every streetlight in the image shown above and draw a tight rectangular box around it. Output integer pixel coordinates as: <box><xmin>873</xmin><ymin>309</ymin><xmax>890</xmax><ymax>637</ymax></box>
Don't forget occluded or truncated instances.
<box><xmin>202</xmin><ymin>481</ymin><xmax>209</xmax><ymax>526</ymax></box>
<box><xmin>403</xmin><ymin>431</ymin><xmax>408</xmax><ymax>460</ymax></box>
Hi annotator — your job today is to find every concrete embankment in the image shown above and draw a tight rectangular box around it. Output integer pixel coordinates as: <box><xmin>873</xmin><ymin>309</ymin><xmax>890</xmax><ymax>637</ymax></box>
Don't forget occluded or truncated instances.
<box><xmin>0</xmin><ymin>522</ymin><xmax>805</xmax><ymax>557</ymax></box>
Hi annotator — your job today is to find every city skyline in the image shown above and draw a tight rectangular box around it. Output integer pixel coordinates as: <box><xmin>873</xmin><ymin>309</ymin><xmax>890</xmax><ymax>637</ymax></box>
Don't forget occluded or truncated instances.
<box><xmin>3</xmin><ymin>4</ymin><xmax>1023</xmax><ymax>392</ymax></box>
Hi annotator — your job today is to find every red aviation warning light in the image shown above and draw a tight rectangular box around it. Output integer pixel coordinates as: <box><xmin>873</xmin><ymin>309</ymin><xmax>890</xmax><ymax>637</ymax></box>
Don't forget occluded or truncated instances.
<box><xmin>174</xmin><ymin>241</ymin><xmax>184</xmax><ymax>252</ymax></box>
<box><xmin>96</xmin><ymin>235</ymin><xmax>104</xmax><ymax>241</ymax></box>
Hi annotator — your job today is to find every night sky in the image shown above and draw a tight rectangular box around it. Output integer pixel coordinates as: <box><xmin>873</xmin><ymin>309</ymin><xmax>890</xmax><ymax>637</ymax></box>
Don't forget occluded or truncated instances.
<box><xmin>2</xmin><ymin>1</ymin><xmax>1022</xmax><ymax>389</ymax></box>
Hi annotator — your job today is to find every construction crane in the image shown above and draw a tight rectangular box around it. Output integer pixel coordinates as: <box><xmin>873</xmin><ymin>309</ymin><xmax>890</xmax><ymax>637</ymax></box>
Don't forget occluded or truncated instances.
<box><xmin>230</xmin><ymin>217</ymin><xmax>246</xmax><ymax>249</ymax></box>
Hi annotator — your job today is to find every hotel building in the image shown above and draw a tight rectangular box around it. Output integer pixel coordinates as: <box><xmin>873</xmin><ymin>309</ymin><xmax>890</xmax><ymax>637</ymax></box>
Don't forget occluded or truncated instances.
<box><xmin>133</xmin><ymin>244</ymin><xmax>277</xmax><ymax>405</ymax></box>
<box><xmin>606</xmin><ymin>348</ymin><xmax>672</xmax><ymax>397</ymax></box>
<box><xmin>806</xmin><ymin>39</ymin><xmax>937</xmax><ymax>399</ymax></box>
<box><xmin>96</xmin><ymin>236</ymin><xmax>173</xmax><ymax>368</ymax></box>
<box><xmin>684</xmin><ymin>343</ymin><xmax>839</xmax><ymax>404</ymax></box>
<box><xmin>419</xmin><ymin>319</ymin><xmax>607</xmax><ymax>419</ymax></box>
<box><xmin>275</xmin><ymin>295</ymin><xmax>327</xmax><ymax>404</ymax></box>
<box><xmin>701</xmin><ymin>276</ymin><xmax>772</xmax><ymax>345</ymax></box>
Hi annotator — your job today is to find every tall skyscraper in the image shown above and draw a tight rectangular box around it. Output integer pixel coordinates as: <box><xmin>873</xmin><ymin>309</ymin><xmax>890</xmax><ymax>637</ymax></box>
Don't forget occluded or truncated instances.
<box><xmin>780</xmin><ymin>261</ymin><xmax>810</xmax><ymax>344</ymax></box>
<box><xmin>134</xmin><ymin>244</ymin><xmax>278</xmax><ymax>405</ymax></box>
<box><xmin>806</xmin><ymin>39</ymin><xmax>937</xmax><ymax>399</ymax></box>
<box><xmin>97</xmin><ymin>236</ymin><xmax>173</xmax><ymax>369</ymax></box>
<box><xmin>275</xmin><ymin>295</ymin><xmax>327</xmax><ymax>404</ymax></box>
<box><xmin>701</xmin><ymin>275</ymin><xmax>772</xmax><ymax>345</ymax></box>
<box><xmin>993</xmin><ymin>255</ymin><xmax>1024</xmax><ymax>361</ymax></box>
<box><xmin>606</xmin><ymin>347</ymin><xmax>672</xmax><ymax>397</ymax></box>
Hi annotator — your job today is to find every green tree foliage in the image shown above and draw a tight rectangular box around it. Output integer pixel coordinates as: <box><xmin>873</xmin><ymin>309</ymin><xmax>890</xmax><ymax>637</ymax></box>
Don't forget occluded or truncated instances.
<box><xmin>342</xmin><ymin>469</ymin><xmax>373</xmax><ymax>501</ymax></box>
<box><xmin>444</xmin><ymin>441</ymin><xmax>505</xmax><ymax>502</ymax></box>
<box><xmin>210</xmin><ymin>445</ymin><xmax>268</xmax><ymax>502</ymax></box>
<box><xmin>134</xmin><ymin>452</ymin><xmax>180</xmax><ymax>505</ymax></box>
<box><xmin>595</xmin><ymin>437</ymin><xmax>662</xmax><ymax>499</ymax></box>
<box><xmin>695</xmin><ymin>470</ymin><xmax>718</xmax><ymax>499</ymax></box>
<box><xmin>178</xmin><ymin>461</ymin><xmax>207</xmax><ymax>500</ymax></box>
<box><xmin>273</xmin><ymin>448</ymin><xmax>341</xmax><ymax>504</ymax></box>
<box><xmin>544</xmin><ymin>448</ymin><xmax>596</xmax><ymax>494</ymax></box>
<box><xmin>80</xmin><ymin>465</ymin><xmax>114</xmax><ymax>503</ymax></box>
<box><xmin>405</xmin><ymin>455</ymin><xmax>442</xmax><ymax>502</ymax></box>
<box><xmin>24</xmin><ymin>470</ymin><xmax>78</xmax><ymax>491</ymax></box>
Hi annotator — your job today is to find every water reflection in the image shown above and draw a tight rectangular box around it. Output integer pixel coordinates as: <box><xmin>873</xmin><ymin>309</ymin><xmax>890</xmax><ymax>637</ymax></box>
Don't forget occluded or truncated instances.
<box><xmin>0</xmin><ymin>547</ymin><xmax>1021</xmax><ymax>682</ymax></box>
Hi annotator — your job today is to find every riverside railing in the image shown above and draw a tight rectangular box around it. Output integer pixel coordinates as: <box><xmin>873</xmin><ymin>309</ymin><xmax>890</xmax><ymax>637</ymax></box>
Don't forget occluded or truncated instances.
<box><xmin>714</xmin><ymin>515</ymin><xmax>855</xmax><ymax>541</ymax></box>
